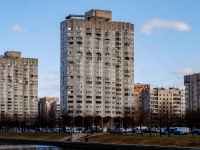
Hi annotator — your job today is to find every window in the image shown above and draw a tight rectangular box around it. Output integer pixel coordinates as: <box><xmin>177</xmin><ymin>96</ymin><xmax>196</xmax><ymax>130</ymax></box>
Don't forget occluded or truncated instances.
<box><xmin>76</xmin><ymin>27</ymin><xmax>82</xmax><ymax>30</ymax></box>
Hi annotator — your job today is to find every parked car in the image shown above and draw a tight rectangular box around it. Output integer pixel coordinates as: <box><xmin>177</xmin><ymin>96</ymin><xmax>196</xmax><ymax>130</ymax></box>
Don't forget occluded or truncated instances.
<box><xmin>151</xmin><ymin>128</ymin><xmax>160</xmax><ymax>133</ymax></box>
<box><xmin>164</xmin><ymin>128</ymin><xmax>175</xmax><ymax>133</ymax></box>
<box><xmin>135</xmin><ymin>130</ymin><xmax>141</xmax><ymax>134</ymax></box>
<box><xmin>41</xmin><ymin>129</ymin><xmax>46</xmax><ymax>133</ymax></box>
<box><xmin>52</xmin><ymin>129</ymin><xmax>58</xmax><ymax>133</ymax></box>
<box><xmin>197</xmin><ymin>130</ymin><xmax>200</xmax><ymax>135</ymax></box>
<box><xmin>174</xmin><ymin>127</ymin><xmax>190</xmax><ymax>134</ymax></box>
<box><xmin>192</xmin><ymin>129</ymin><xmax>198</xmax><ymax>134</ymax></box>
<box><xmin>174</xmin><ymin>130</ymin><xmax>184</xmax><ymax>135</ymax></box>
<box><xmin>126</xmin><ymin>128</ymin><xmax>133</xmax><ymax>133</ymax></box>
<box><xmin>120</xmin><ymin>128</ymin><xmax>125</xmax><ymax>132</ymax></box>
<box><xmin>29</xmin><ymin>129</ymin><xmax>35</xmax><ymax>133</ymax></box>
<box><xmin>161</xmin><ymin>131</ymin><xmax>168</xmax><ymax>135</ymax></box>
<box><xmin>66</xmin><ymin>129</ymin><xmax>71</xmax><ymax>133</ymax></box>
<box><xmin>143</xmin><ymin>129</ymin><xmax>150</xmax><ymax>133</ymax></box>
<box><xmin>110</xmin><ymin>128</ymin><xmax>120</xmax><ymax>134</ymax></box>
<box><xmin>97</xmin><ymin>128</ymin><xmax>102</xmax><ymax>132</ymax></box>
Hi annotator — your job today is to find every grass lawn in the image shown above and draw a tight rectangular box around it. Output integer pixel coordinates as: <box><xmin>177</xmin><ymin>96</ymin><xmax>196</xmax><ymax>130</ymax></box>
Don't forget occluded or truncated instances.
<box><xmin>87</xmin><ymin>133</ymin><xmax>200</xmax><ymax>148</ymax></box>
<box><xmin>0</xmin><ymin>133</ymin><xmax>70</xmax><ymax>141</ymax></box>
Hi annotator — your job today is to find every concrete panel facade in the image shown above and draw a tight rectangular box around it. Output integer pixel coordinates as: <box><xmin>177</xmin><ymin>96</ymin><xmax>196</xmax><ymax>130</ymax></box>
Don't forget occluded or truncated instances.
<box><xmin>0</xmin><ymin>51</ymin><xmax>38</xmax><ymax>122</ymax></box>
<box><xmin>60</xmin><ymin>9</ymin><xmax>134</xmax><ymax>120</ymax></box>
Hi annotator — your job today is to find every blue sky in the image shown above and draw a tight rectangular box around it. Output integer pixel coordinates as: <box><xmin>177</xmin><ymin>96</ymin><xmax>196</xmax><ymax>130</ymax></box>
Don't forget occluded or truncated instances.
<box><xmin>0</xmin><ymin>0</ymin><xmax>200</xmax><ymax>98</ymax></box>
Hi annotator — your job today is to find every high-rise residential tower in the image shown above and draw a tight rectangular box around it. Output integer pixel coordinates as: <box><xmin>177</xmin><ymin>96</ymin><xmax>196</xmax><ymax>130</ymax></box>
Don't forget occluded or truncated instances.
<box><xmin>184</xmin><ymin>73</ymin><xmax>200</xmax><ymax>111</ymax></box>
<box><xmin>60</xmin><ymin>9</ymin><xmax>134</xmax><ymax>126</ymax></box>
<box><xmin>0</xmin><ymin>51</ymin><xmax>38</xmax><ymax>122</ymax></box>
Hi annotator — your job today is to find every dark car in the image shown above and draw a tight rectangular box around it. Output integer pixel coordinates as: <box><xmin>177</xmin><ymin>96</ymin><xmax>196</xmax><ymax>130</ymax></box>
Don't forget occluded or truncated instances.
<box><xmin>161</xmin><ymin>131</ymin><xmax>168</xmax><ymax>135</ymax></box>
<box><xmin>174</xmin><ymin>130</ymin><xmax>184</xmax><ymax>135</ymax></box>
<box><xmin>164</xmin><ymin>129</ymin><xmax>174</xmax><ymax>133</ymax></box>
<box><xmin>197</xmin><ymin>130</ymin><xmax>200</xmax><ymax>135</ymax></box>
<box><xmin>110</xmin><ymin>128</ymin><xmax>120</xmax><ymax>134</ymax></box>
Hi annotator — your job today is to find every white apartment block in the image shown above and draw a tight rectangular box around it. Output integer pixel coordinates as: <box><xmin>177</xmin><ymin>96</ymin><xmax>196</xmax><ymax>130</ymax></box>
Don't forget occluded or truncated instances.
<box><xmin>0</xmin><ymin>51</ymin><xmax>38</xmax><ymax>121</ymax></box>
<box><xmin>60</xmin><ymin>9</ymin><xmax>134</xmax><ymax>120</ymax></box>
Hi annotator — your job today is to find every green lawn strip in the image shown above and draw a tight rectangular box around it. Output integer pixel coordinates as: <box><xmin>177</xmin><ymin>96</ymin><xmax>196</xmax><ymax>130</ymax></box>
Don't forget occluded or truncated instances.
<box><xmin>87</xmin><ymin>134</ymin><xmax>200</xmax><ymax>148</ymax></box>
<box><xmin>0</xmin><ymin>133</ymin><xmax>70</xmax><ymax>141</ymax></box>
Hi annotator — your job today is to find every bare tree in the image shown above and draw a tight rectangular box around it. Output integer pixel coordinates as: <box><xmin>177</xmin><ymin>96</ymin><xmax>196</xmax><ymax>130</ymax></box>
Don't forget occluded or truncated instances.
<box><xmin>124</xmin><ymin>106</ymin><xmax>135</xmax><ymax>135</ymax></box>
<box><xmin>185</xmin><ymin>109</ymin><xmax>200</xmax><ymax>138</ymax></box>
<box><xmin>135</xmin><ymin>107</ymin><xmax>149</xmax><ymax>136</ymax></box>
<box><xmin>47</xmin><ymin>102</ymin><xmax>57</xmax><ymax>129</ymax></box>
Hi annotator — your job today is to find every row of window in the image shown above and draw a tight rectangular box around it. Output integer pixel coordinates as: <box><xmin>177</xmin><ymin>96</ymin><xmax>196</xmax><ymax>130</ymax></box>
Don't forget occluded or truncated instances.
<box><xmin>68</xmin><ymin>27</ymin><xmax>132</xmax><ymax>32</ymax></box>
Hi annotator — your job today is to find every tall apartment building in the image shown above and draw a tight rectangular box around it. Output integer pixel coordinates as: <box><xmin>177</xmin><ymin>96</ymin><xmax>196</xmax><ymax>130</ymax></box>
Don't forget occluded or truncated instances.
<box><xmin>60</xmin><ymin>9</ymin><xmax>134</xmax><ymax>124</ymax></box>
<box><xmin>0</xmin><ymin>51</ymin><xmax>38</xmax><ymax>122</ymax></box>
<box><xmin>141</xmin><ymin>87</ymin><xmax>186</xmax><ymax>126</ymax></box>
<box><xmin>184</xmin><ymin>73</ymin><xmax>200</xmax><ymax>111</ymax></box>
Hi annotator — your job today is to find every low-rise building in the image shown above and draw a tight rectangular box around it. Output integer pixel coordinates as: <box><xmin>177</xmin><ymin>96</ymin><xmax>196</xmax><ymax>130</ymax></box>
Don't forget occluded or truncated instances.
<box><xmin>134</xmin><ymin>85</ymin><xmax>186</xmax><ymax>127</ymax></box>
<box><xmin>141</xmin><ymin>87</ymin><xmax>186</xmax><ymax>126</ymax></box>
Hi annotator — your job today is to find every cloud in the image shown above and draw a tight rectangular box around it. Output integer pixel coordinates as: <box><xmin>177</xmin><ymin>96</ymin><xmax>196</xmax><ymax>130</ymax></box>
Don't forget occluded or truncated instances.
<box><xmin>39</xmin><ymin>76</ymin><xmax>58</xmax><ymax>82</ymax></box>
<box><xmin>172</xmin><ymin>68</ymin><xmax>200</xmax><ymax>74</ymax></box>
<box><xmin>140</xmin><ymin>19</ymin><xmax>190</xmax><ymax>34</ymax></box>
<box><xmin>11</xmin><ymin>25</ymin><xmax>26</xmax><ymax>32</ymax></box>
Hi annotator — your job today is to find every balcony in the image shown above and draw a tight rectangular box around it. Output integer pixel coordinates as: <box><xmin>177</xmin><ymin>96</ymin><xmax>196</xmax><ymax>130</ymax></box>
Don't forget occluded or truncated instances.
<box><xmin>67</xmin><ymin>32</ymin><xmax>73</xmax><ymax>36</ymax></box>
<box><xmin>86</xmin><ymin>33</ymin><xmax>92</xmax><ymax>37</ymax></box>
<box><xmin>96</xmin><ymin>34</ymin><xmax>101</xmax><ymax>38</ymax></box>
<box><xmin>115</xmin><ymin>34</ymin><xmax>121</xmax><ymax>38</ymax></box>
<box><xmin>95</xmin><ymin>29</ymin><xmax>101</xmax><ymax>33</ymax></box>
<box><xmin>86</xmin><ymin>28</ymin><xmax>92</xmax><ymax>33</ymax></box>
<box><xmin>105</xmin><ymin>35</ymin><xmax>110</xmax><ymax>40</ymax></box>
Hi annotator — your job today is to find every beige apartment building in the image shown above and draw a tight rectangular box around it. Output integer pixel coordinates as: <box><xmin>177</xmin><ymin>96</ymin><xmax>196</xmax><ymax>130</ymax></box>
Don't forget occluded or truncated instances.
<box><xmin>0</xmin><ymin>51</ymin><xmax>38</xmax><ymax>122</ymax></box>
<box><xmin>60</xmin><ymin>9</ymin><xmax>134</xmax><ymax>126</ymax></box>
<box><xmin>136</xmin><ymin>86</ymin><xmax>186</xmax><ymax>126</ymax></box>
<box><xmin>184</xmin><ymin>73</ymin><xmax>200</xmax><ymax>111</ymax></box>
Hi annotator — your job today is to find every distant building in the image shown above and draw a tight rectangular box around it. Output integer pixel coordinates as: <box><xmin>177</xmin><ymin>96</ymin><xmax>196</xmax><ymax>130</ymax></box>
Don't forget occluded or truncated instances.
<box><xmin>0</xmin><ymin>51</ymin><xmax>38</xmax><ymax>122</ymax></box>
<box><xmin>184</xmin><ymin>73</ymin><xmax>200</xmax><ymax>111</ymax></box>
<box><xmin>141</xmin><ymin>87</ymin><xmax>186</xmax><ymax>126</ymax></box>
<box><xmin>38</xmin><ymin>97</ymin><xmax>59</xmax><ymax>127</ymax></box>
<box><xmin>56</xmin><ymin>101</ymin><xmax>61</xmax><ymax>124</ymax></box>
<box><xmin>134</xmin><ymin>83</ymin><xmax>150</xmax><ymax>111</ymax></box>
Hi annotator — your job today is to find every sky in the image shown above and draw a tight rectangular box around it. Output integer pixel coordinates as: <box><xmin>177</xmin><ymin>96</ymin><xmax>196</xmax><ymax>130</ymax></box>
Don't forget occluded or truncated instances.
<box><xmin>0</xmin><ymin>0</ymin><xmax>200</xmax><ymax>98</ymax></box>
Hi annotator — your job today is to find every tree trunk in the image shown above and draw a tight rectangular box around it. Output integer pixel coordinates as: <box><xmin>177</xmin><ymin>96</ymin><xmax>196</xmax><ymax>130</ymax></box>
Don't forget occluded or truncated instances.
<box><xmin>149</xmin><ymin>126</ymin><xmax>151</xmax><ymax>137</ymax></box>
<box><xmin>140</xmin><ymin>125</ymin><xmax>143</xmax><ymax>136</ymax></box>
<box><xmin>159</xmin><ymin>117</ymin><xmax>162</xmax><ymax>137</ymax></box>
<box><xmin>132</xmin><ymin>121</ymin><xmax>134</xmax><ymax>136</ymax></box>
<box><xmin>168</xmin><ymin>126</ymin><xmax>170</xmax><ymax>137</ymax></box>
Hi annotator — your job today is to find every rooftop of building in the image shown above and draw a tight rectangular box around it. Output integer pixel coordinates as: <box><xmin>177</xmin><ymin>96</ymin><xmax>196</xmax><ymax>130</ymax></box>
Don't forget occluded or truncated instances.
<box><xmin>152</xmin><ymin>87</ymin><xmax>184</xmax><ymax>91</ymax></box>
<box><xmin>66</xmin><ymin>9</ymin><xmax>112</xmax><ymax>21</ymax></box>
<box><xmin>0</xmin><ymin>51</ymin><xmax>37</xmax><ymax>60</ymax></box>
